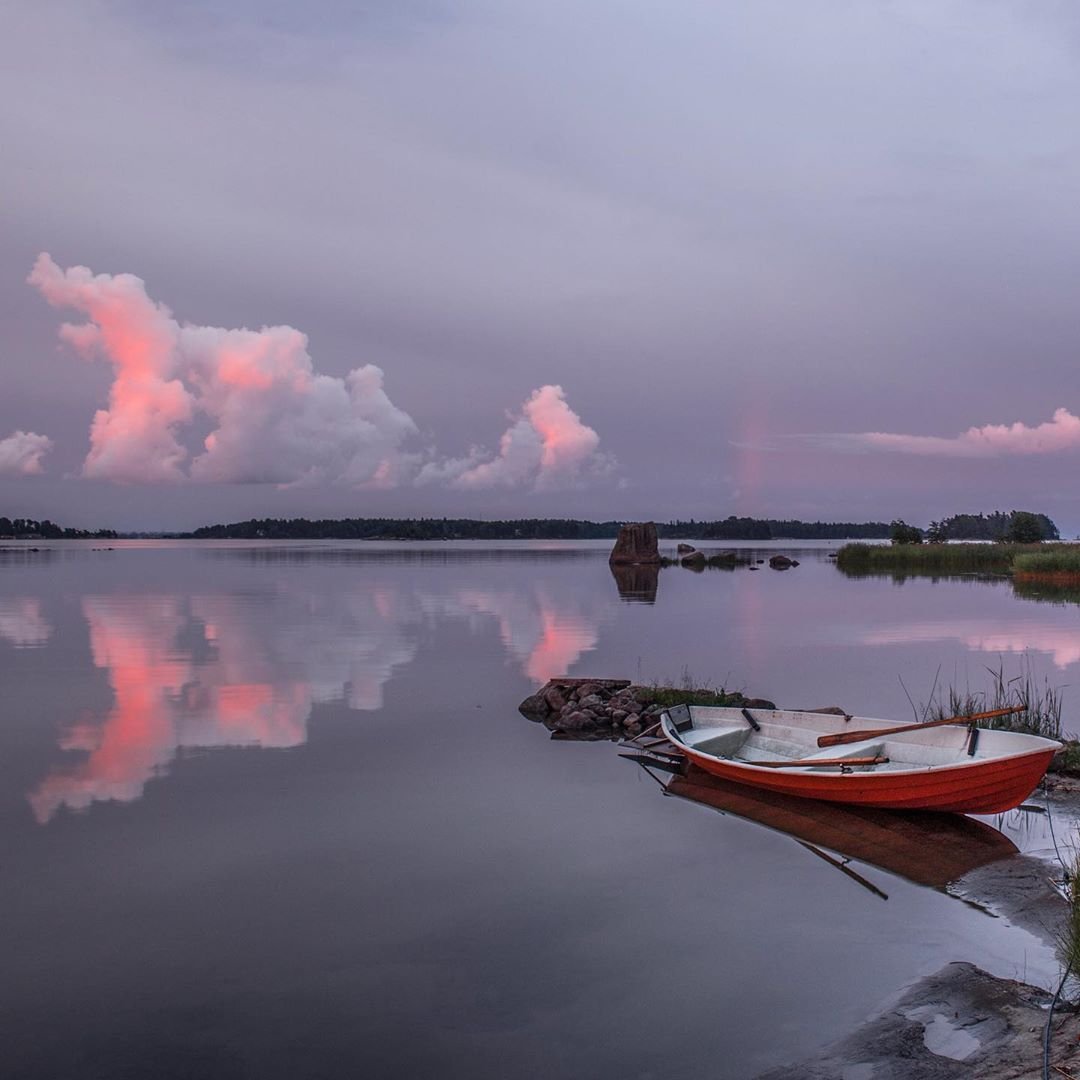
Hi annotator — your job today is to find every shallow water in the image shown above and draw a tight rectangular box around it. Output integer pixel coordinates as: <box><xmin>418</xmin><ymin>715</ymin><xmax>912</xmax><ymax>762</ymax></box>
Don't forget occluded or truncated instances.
<box><xmin>0</xmin><ymin>539</ymin><xmax>1074</xmax><ymax>1078</ymax></box>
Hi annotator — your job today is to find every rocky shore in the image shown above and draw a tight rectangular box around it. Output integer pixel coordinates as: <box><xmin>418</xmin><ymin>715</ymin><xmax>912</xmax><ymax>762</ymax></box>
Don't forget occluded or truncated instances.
<box><xmin>517</xmin><ymin>677</ymin><xmax>775</xmax><ymax>738</ymax></box>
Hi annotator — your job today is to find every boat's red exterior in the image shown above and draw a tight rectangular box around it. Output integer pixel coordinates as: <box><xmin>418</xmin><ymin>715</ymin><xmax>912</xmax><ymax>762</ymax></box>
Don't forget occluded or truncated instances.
<box><xmin>678</xmin><ymin>743</ymin><xmax>1058</xmax><ymax>814</ymax></box>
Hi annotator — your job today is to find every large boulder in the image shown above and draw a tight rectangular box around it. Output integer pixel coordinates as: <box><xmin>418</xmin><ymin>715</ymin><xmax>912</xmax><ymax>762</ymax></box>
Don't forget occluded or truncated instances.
<box><xmin>769</xmin><ymin>554</ymin><xmax>793</xmax><ymax>570</ymax></box>
<box><xmin>609</xmin><ymin>522</ymin><xmax>661</xmax><ymax>565</ymax></box>
<box><xmin>676</xmin><ymin>543</ymin><xmax>696</xmax><ymax>555</ymax></box>
<box><xmin>680</xmin><ymin>550</ymin><xmax>706</xmax><ymax>569</ymax></box>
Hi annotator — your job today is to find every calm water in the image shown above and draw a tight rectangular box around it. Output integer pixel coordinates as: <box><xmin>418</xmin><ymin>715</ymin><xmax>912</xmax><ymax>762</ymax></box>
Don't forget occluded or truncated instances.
<box><xmin>0</xmin><ymin>539</ymin><xmax>1075</xmax><ymax>1078</ymax></box>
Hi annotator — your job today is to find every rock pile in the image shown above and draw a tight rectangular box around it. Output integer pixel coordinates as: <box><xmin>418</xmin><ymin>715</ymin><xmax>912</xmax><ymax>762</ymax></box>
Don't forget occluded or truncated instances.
<box><xmin>518</xmin><ymin>677</ymin><xmax>774</xmax><ymax>739</ymax></box>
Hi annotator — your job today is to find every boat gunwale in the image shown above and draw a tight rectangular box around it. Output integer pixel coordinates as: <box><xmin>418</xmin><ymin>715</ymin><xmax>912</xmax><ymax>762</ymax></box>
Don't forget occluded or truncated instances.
<box><xmin>660</xmin><ymin>706</ymin><xmax>1063</xmax><ymax>777</ymax></box>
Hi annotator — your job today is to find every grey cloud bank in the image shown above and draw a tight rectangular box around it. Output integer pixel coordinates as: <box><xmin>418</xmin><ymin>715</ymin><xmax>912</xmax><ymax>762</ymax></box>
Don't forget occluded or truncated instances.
<box><xmin>2</xmin><ymin>2</ymin><xmax>1080</xmax><ymax>530</ymax></box>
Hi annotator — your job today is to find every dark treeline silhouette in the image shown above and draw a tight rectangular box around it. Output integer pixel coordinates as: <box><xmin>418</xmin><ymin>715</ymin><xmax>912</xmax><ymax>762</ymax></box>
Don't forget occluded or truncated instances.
<box><xmin>661</xmin><ymin>517</ymin><xmax>891</xmax><ymax>540</ymax></box>
<box><xmin>0</xmin><ymin>516</ymin><xmax>118</xmax><ymax>540</ymax></box>
<box><xmin>928</xmin><ymin>511</ymin><xmax>1059</xmax><ymax>542</ymax></box>
<box><xmin>189</xmin><ymin>516</ymin><xmax>895</xmax><ymax>541</ymax></box>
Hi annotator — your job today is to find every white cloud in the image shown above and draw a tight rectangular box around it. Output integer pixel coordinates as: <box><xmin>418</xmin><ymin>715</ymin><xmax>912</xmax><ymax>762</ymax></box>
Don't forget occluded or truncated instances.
<box><xmin>0</xmin><ymin>430</ymin><xmax>53</xmax><ymax>476</ymax></box>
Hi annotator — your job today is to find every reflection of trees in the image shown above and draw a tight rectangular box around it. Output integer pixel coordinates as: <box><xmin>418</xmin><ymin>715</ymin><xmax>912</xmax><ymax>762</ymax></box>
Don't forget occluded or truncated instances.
<box><xmin>609</xmin><ymin>563</ymin><xmax>659</xmax><ymax>604</ymax></box>
<box><xmin>0</xmin><ymin>597</ymin><xmax>52</xmax><ymax>647</ymax></box>
<box><xmin>1011</xmin><ymin>579</ymin><xmax>1080</xmax><ymax>607</ymax></box>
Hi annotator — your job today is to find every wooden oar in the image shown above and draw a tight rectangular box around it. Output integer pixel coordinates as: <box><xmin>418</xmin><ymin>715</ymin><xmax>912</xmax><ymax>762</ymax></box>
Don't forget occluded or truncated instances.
<box><xmin>816</xmin><ymin>705</ymin><xmax>1026</xmax><ymax>749</ymax></box>
<box><xmin>750</xmin><ymin>755</ymin><xmax>889</xmax><ymax>769</ymax></box>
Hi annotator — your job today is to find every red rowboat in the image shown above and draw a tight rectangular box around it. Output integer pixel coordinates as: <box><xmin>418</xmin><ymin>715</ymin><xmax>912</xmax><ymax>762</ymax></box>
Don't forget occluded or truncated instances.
<box><xmin>659</xmin><ymin>704</ymin><xmax>1061</xmax><ymax>813</ymax></box>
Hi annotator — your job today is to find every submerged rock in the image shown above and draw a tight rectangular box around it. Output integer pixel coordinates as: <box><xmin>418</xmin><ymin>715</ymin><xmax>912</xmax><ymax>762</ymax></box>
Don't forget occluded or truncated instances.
<box><xmin>756</xmin><ymin>962</ymin><xmax>1071</xmax><ymax>1080</ymax></box>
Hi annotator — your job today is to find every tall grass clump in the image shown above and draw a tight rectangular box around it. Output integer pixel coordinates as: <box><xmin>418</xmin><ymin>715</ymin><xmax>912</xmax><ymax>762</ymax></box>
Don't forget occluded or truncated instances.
<box><xmin>1056</xmin><ymin>856</ymin><xmax>1080</xmax><ymax>995</ymax></box>
<box><xmin>923</xmin><ymin>661</ymin><xmax>1063</xmax><ymax>741</ymax></box>
<box><xmin>1014</xmin><ymin>548</ymin><xmax>1080</xmax><ymax>579</ymax></box>
<box><xmin>639</xmin><ymin>667</ymin><xmax>756</xmax><ymax>710</ymax></box>
<box><xmin>835</xmin><ymin>542</ymin><xmax>1028</xmax><ymax>577</ymax></box>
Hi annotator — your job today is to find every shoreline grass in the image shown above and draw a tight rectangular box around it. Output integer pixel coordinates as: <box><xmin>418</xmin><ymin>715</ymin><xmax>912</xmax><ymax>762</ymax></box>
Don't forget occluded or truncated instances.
<box><xmin>836</xmin><ymin>541</ymin><xmax>1080</xmax><ymax>581</ymax></box>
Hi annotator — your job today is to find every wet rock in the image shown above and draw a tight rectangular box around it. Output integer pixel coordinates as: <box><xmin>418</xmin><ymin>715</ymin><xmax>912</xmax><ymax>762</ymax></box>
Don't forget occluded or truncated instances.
<box><xmin>769</xmin><ymin>555</ymin><xmax>793</xmax><ymax>570</ymax></box>
<box><xmin>609</xmin><ymin>522</ymin><xmax>662</xmax><ymax>565</ymax></box>
<box><xmin>756</xmin><ymin>962</ymin><xmax>1069</xmax><ymax>1080</ymax></box>
<box><xmin>676</xmin><ymin>543</ymin><xmax>696</xmax><ymax>555</ymax></box>
<box><xmin>748</xmin><ymin>565</ymin><xmax>760</xmax><ymax>571</ymax></box>
<box><xmin>544</xmin><ymin>685</ymin><xmax>568</xmax><ymax>712</ymax></box>
<box><xmin>681</xmin><ymin>550</ymin><xmax>706</xmax><ymax>569</ymax></box>
<box><xmin>560</xmin><ymin>710</ymin><xmax>596</xmax><ymax>731</ymax></box>
<box><xmin>518</xmin><ymin>692</ymin><xmax>548</xmax><ymax>720</ymax></box>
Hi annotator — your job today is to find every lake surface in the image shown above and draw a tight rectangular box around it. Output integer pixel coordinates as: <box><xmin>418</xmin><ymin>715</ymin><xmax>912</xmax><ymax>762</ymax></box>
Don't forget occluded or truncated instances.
<box><xmin>1</xmin><ymin>539</ymin><xmax>1075</xmax><ymax>1078</ymax></box>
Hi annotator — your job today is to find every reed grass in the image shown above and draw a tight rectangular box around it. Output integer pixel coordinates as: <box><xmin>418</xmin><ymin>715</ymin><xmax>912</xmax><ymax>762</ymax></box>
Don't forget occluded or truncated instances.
<box><xmin>1013</xmin><ymin>549</ymin><xmax>1080</xmax><ymax>576</ymax></box>
<box><xmin>1057</xmin><ymin>865</ymin><xmax>1080</xmax><ymax>996</ymax></box>
<box><xmin>836</xmin><ymin>542</ymin><xmax>1025</xmax><ymax>576</ymax></box>
<box><xmin>923</xmin><ymin>662</ymin><xmax>1063</xmax><ymax>741</ymax></box>
<box><xmin>640</xmin><ymin>667</ymin><xmax>754</xmax><ymax>709</ymax></box>
<box><xmin>837</xmin><ymin>541</ymin><xmax>1080</xmax><ymax>583</ymax></box>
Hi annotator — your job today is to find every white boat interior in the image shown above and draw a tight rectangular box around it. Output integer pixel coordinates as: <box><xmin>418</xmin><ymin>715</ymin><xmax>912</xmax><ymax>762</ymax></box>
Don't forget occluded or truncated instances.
<box><xmin>663</xmin><ymin>706</ymin><xmax>1058</xmax><ymax>773</ymax></box>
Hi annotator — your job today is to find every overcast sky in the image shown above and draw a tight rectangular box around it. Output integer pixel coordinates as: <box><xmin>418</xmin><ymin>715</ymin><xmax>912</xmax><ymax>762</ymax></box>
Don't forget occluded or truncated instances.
<box><xmin>3</xmin><ymin>1</ymin><xmax>1080</xmax><ymax>531</ymax></box>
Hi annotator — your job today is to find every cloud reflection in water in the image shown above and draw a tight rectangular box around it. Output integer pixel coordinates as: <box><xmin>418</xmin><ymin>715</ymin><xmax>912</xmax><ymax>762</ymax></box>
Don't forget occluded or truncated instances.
<box><xmin>28</xmin><ymin>577</ymin><xmax>604</xmax><ymax>822</ymax></box>
<box><xmin>0</xmin><ymin>597</ymin><xmax>52</xmax><ymax>648</ymax></box>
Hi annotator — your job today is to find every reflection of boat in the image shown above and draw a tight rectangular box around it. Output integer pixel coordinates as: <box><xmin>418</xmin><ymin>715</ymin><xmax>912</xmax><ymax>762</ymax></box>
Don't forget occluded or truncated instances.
<box><xmin>662</xmin><ymin>765</ymin><xmax>1018</xmax><ymax>892</ymax></box>
<box><xmin>660</xmin><ymin>705</ymin><xmax>1060</xmax><ymax>813</ymax></box>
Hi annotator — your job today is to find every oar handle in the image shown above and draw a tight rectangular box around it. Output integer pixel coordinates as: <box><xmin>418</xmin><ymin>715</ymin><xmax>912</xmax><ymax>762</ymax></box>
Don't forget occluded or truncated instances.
<box><xmin>816</xmin><ymin>705</ymin><xmax>1027</xmax><ymax>748</ymax></box>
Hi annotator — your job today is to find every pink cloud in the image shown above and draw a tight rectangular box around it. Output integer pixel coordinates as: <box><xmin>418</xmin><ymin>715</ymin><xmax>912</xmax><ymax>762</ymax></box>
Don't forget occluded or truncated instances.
<box><xmin>0</xmin><ymin>430</ymin><xmax>53</xmax><ymax>475</ymax></box>
<box><xmin>28</xmin><ymin>254</ymin><xmax>192</xmax><ymax>482</ymax></box>
<box><xmin>810</xmin><ymin>407</ymin><xmax>1080</xmax><ymax>458</ymax></box>
<box><xmin>28</xmin><ymin>255</ymin><xmax>613</xmax><ymax>491</ymax></box>
<box><xmin>418</xmin><ymin>384</ymin><xmax>612</xmax><ymax>490</ymax></box>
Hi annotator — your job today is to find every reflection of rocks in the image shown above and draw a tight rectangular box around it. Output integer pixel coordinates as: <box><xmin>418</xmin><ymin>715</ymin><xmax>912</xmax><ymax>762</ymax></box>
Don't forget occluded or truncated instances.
<box><xmin>610</xmin><ymin>562</ymin><xmax>659</xmax><ymax>603</ymax></box>
<box><xmin>609</xmin><ymin>522</ymin><xmax>661</xmax><ymax>565</ymax></box>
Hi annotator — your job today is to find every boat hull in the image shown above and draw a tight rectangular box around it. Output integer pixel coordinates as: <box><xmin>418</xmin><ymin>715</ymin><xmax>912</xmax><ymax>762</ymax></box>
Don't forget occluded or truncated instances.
<box><xmin>661</xmin><ymin>707</ymin><xmax>1060</xmax><ymax>813</ymax></box>
<box><xmin>678</xmin><ymin>743</ymin><xmax>1056</xmax><ymax>813</ymax></box>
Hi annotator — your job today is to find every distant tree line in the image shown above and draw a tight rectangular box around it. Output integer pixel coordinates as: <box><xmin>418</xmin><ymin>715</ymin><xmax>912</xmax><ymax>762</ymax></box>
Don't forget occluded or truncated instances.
<box><xmin>0</xmin><ymin>516</ymin><xmax>118</xmax><ymax>540</ymax></box>
<box><xmin>890</xmin><ymin>511</ymin><xmax>1059</xmax><ymax>545</ymax></box>
<box><xmin>658</xmin><ymin>517</ymin><xmax>892</xmax><ymax>540</ymax></box>
<box><xmin>189</xmin><ymin>515</ymin><xmax>897</xmax><ymax>541</ymax></box>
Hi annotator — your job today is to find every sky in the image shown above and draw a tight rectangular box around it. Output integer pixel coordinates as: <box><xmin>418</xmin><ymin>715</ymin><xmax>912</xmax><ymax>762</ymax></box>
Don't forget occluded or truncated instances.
<box><xmin>3</xmin><ymin>1</ymin><xmax>1080</xmax><ymax>532</ymax></box>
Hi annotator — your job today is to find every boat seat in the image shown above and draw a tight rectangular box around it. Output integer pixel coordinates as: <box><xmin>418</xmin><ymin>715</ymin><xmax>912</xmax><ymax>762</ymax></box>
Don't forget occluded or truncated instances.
<box><xmin>684</xmin><ymin>727</ymin><xmax>751</xmax><ymax>758</ymax></box>
<box><xmin>796</xmin><ymin>739</ymin><xmax>886</xmax><ymax>762</ymax></box>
